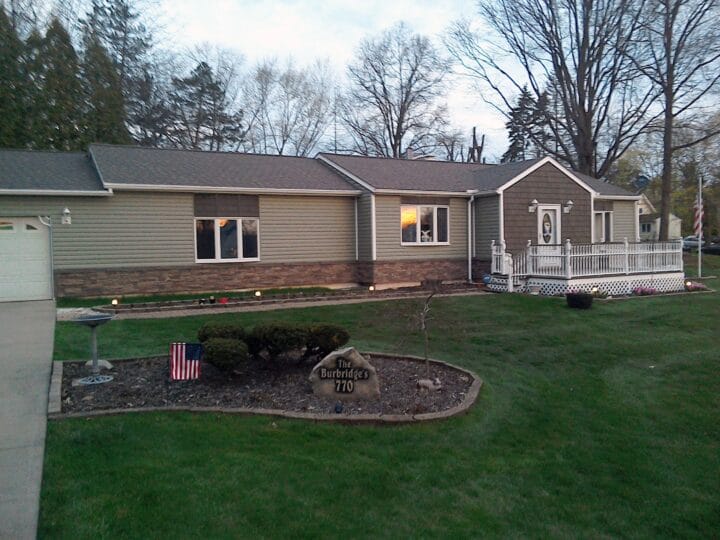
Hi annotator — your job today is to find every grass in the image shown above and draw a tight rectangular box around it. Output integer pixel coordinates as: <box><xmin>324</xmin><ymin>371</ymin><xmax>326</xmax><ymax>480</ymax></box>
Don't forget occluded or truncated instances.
<box><xmin>41</xmin><ymin>256</ymin><xmax>720</xmax><ymax>538</ymax></box>
<box><xmin>56</xmin><ymin>286</ymin><xmax>335</xmax><ymax>308</ymax></box>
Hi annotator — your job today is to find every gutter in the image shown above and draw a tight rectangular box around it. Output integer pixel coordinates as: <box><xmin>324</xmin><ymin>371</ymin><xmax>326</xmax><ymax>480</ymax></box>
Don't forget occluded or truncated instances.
<box><xmin>0</xmin><ymin>189</ymin><xmax>113</xmax><ymax>197</ymax></box>
<box><xmin>467</xmin><ymin>190</ymin><xmax>477</xmax><ymax>282</ymax></box>
<box><xmin>102</xmin><ymin>183</ymin><xmax>361</xmax><ymax>197</ymax></box>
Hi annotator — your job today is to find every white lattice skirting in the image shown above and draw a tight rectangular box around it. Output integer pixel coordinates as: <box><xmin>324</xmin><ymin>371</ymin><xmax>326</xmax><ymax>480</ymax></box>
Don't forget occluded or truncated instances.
<box><xmin>490</xmin><ymin>272</ymin><xmax>685</xmax><ymax>296</ymax></box>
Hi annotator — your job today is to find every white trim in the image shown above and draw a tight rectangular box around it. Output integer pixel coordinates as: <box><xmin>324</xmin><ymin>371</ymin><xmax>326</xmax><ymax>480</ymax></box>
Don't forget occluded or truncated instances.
<box><xmin>376</xmin><ymin>189</ymin><xmax>473</xmax><ymax>197</ymax></box>
<box><xmin>316</xmin><ymin>155</ymin><xmax>376</xmax><ymax>193</ymax></box>
<box><xmin>590</xmin><ymin>197</ymin><xmax>595</xmax><ymax>244</ymax></box>
<box><xmin>103</xmin><ymin>182</ymin><xmax>361</xmax><ymax>196</ymax></box>
<box><xmin>499</xmin><ymin>191</ymin><xmax>505</xmax><ymax>244</ymax></box>
<box><xmin>370</xmin><ymin>194</ymin><xmax>377</xmax><ymax>261</ymax></box>
<box><xmin>537</xmin><ymin>204</ymin><xmax>562</xmax><ymax>245</ymax></box>
<box><xmin>467</xmin><ymin>195</ymin><xmax>475</xmax><ymax>281</ymax></box>
<box><xmin>594</xmin><ymin>195</ymin><xmax>642</xmax><ymax>201</ymax></box>
<box><xmin>399</xmin><ymin>204</ymin><xmax>450</xmax><ymax>246</ymax></box>
<box><xmin>593</xmin><ymin>211</ymin><xmax>614</xmax><ymax>243</ymax></box>
<box><xmin>354</xmin><ymin>197</ymin><xmax>358</xmax><ymax>261</ymax></box>
<box><xmin>0</xmin><ymin>189</ymin><xmax>112</xmax><ymax>196</ymax></box>
<box><xmin>194</xmin><ymin>217</ymin><xmax>260</xmax><ymax>263</ymax></box>
<box><xmin>497</xmin><ymin>157</ymin><xmax>597</xmax><ymax>196</ymax></box>
<box><xmin>634</xmin><ymin>200</ymin><xmax>640</xmax><ymax>241</ymax></box>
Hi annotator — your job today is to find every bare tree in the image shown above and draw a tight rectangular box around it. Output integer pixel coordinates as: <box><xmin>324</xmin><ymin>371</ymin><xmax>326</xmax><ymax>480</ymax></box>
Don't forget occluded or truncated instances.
<box><xmin>633</xmin><ymin>0</ymin><xmax>720</xmax><ymax>239</ymax></box>
<box><xmin>446</xmin><ymin>0</ymin><xmax>658</xmax><ymax>178</ymax></box>
<box><xmin>342</xmin><ymin>22</ymin><xmax>451</xmax><ymax>158</ymax></box>
<box><xmin>242</xmin><ymin>58</ymin><xmax>333</xmax><ymax>156</ymax></box>
<box><xmin>435</xmin><ymin>127</ymin><xmax>466</xmax><ymax>161</ymax></box>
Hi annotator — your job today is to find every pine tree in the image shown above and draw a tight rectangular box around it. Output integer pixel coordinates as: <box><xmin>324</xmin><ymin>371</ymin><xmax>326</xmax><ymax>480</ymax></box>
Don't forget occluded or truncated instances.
<box><xmin>33</xmin><ymin>18</ymin><xmax>84</xmax><ymax>150</ymax></box>
<box><xmin>81</xmin><ymin>31</ymin><xmax>130</xmax><ymax>145</ymax></box>
<box><xmin>501</xmin><ymin>87</ymin><xmax>536</xmax><ymax>162</ymax></box>
<box><xmin>0</xmin><ymin>8</ymin><xmax>27</xmax><ymax>147</ymax></box>
<box><xmin>168</xmin><ymin>62</ymin><xmax>242</xmax><ymax>151</ymax></box>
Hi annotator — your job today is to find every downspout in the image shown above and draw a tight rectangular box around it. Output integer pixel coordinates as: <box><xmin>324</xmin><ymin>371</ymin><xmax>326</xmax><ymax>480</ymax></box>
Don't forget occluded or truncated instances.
<box><xmin>467</xmin><ymin>191</ymin><xmax>477</xmax><ymax>282</ymax></box>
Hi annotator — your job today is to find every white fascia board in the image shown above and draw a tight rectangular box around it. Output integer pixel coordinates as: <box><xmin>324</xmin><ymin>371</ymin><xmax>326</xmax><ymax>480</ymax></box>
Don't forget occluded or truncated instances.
<box><xmin>594</xmin><ymin>195</ymin><xmax>642</xmax><ymax>200</ymax></box>
<box><xmin>375</xmin><ymin>189</ymin><xmax>475</xmax><ymax>197</ymax></box>
<box><xmin>103</xmin><ymin>183</ymin><xmax>361</xmax><ymax>196</ymax></box>
<box><xmin>316</xmin><ymin>155</ymin><xmax>376</xmax><ymax>193</ymax></box>
<box><xmin>0</xmin><ymin>189</ymin><xmax>113</xmax><ymax>196</ymax></box>
<box><xmin>497</xmin><ymin>157</ymin><xmax>598</xmax><ymax>196</ymax></box>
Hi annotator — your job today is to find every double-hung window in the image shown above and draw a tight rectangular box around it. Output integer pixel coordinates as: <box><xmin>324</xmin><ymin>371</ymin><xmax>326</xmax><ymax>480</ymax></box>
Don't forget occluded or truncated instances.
<box><xmin>401</xmin><ymin>205</ymin><xmax>449</xmax><ymax>245</ymax></box>
<box><xmin>195</xmin><ymin>218</ymin><xmax>259</xmax><ymax>262</ymax></box>
<box><xmin>593</xmin><ymin>211</ymin><xmax>613</xmax><ymax>243</ymax></box>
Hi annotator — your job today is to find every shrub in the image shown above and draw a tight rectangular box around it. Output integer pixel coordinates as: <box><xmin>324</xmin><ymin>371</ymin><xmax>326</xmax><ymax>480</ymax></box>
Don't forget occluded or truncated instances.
<box><xmin>197</xmin><ymin>322</ymin><xmax>246</xmax><ymax>343</ymax></box>
<box><xmin>305</xmin><ymin>324</ymin><xmax>350</xmax><ymax>360</ymax></box>
<box><xmin>203</xmin><ymin>337</ymin><xmax>248</xmax><ymax>371</ymax></box>
<box><xmin>250</xmin><ymin>323</ymin><xmax>309</xmax><ymax>362</ymax></box>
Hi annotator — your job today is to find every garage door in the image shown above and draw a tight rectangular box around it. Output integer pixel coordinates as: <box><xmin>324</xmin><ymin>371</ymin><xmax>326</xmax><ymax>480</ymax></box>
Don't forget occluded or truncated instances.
<box><xmin>0</xmin><ymin>217</ymin><xmax>53</xmax><ymax>302</ymax></box>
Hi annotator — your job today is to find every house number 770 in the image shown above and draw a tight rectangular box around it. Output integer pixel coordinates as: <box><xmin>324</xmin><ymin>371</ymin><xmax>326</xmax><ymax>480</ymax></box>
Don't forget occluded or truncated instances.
<box><xmin>334</xmin><ymin>380</ymin><xmax>354</xmax><ymax>393</ymax></box>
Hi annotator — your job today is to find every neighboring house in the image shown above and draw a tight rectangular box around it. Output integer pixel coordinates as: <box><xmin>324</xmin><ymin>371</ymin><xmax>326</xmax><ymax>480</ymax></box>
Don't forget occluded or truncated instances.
<box><xmin>0</xmin><ymin>145</ymin><xmax>681</xmax><ymax>301</ymax></box>
<box><xmin>638</xmin><ymin>193</ymin><xmax>682</xmax><ymax>241</ymax></box>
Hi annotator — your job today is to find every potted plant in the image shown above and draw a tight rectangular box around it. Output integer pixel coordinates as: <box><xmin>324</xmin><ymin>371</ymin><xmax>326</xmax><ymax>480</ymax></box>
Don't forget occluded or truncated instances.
<box><xmin>565</xmin><ymin>290</ymin><xmax>593</xmax><ymax>309</ymax></box>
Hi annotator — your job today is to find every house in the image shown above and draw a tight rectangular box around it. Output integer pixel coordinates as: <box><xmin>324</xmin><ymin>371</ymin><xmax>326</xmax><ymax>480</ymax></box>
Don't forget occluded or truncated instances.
<box><xmin>638</xmin><ymin>193</ymin><xmax>682</xmax><ymax>241</ymax></box>
<box><xmin>0</xmin><ymin>145</ymin><xmax>684</xmax><ymax>301</ymax></box>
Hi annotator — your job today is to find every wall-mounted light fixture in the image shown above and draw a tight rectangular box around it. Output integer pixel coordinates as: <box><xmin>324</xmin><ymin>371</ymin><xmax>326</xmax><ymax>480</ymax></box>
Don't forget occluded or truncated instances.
<box><xmin>61</xmin><ymin>207</ymin><xmax>72</xmax><ymax>225</ymax></box>
<box><xmin>563</xmin><ymin>200</ymin><xmax>574</xmax><ymax>213</ymax></box>
<box><xmin>528</xmin><ymin>199</ymin><xmax>539</xmax><ymax>213</ymax></box>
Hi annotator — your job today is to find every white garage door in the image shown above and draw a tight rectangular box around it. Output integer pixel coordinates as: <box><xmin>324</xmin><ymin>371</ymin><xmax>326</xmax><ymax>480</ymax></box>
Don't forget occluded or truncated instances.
<box><xmin>0</xmin><ymin>217</ymin><xmax>53</xmax><ymax>302</ymax></box>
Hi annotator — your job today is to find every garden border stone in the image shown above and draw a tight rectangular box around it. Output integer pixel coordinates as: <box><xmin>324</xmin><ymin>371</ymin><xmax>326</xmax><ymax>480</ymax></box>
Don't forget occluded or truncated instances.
<box><xmin>48</xmin><ymin>353</ymin><xmax>483</xmax><ymax>425</ymax></box>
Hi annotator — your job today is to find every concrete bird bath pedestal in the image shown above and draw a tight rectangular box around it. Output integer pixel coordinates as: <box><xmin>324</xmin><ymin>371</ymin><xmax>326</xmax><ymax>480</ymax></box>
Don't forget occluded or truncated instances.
<box><xmin>73</xmin><ymin>313</ymin><xmax>114</xmax><ymax>385</ymax></box>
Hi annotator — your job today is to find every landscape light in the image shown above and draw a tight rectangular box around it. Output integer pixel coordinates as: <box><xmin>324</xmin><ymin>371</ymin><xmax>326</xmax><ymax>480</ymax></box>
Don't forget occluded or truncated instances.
<box><xmin>254</xmin><ymin>290</ymin><xmax>262</xmax><ymax>297</ymax></box>
<box><xmin>111</xmin><ymin>298</ymin><xmax>119</xmax><ymax>306</ymax></box>
<box><xmin>368</xmin><ymin>285</ymin><xmax>375</xmax><ymax>292</ymax></box>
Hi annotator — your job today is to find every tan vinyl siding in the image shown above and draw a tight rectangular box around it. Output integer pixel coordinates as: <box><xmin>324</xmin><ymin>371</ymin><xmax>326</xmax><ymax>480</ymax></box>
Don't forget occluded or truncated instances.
<box><xmin>375</xmin><ymin>195</ymin><xmax>467</xmax><ymax>260</ymax></box>
<box><xmin>474</xmin><ymin>195</ymin><xmax>500</xmax><ymax>260</ymax></box>
<box><xmin>612</xmin><ymin>200</ymin><xmax>637</xmax><ymax>241</ymax></box>
<box><xmin>357</xmin><ymin>193</ymin><xmax>373</xmax><ymax>261</ymax></box>
<box><xmin>0</xmin><ymin>192</ymin><xmax>195</xmax><ymax>269</ymax></box>
<box><xmin>259</xmin><ymin>195</ymin><xmax>355</xmax><ymax>263</ymax></box>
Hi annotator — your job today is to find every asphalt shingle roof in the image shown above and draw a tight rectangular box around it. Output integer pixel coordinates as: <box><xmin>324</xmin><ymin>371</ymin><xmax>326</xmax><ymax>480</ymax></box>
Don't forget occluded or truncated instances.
<box><xmin>89</xmin><ymin>144</ymin><xmax>358</xmax><ymax>192</ymax></box>
<box><xmin>0</xmin><ymin>149</ymin><xmax>104</xmax><ymax>192</ymax></box>
<box><xmin>320</xmin><ymin>153</ymin><xmax>636</xmax><ymax>197</ymax></box>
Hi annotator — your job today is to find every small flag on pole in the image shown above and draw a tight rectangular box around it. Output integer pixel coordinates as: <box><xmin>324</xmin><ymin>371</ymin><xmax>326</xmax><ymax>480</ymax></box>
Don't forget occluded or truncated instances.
<box><xmin>170</xmin><ymin>342</ymin><xmax>203</xmax><ymax>380</ymax></box>
<box><xmin>694</xmin><ymin>194</ymin><xmax>704</xmax><ymax>237</ymax></box>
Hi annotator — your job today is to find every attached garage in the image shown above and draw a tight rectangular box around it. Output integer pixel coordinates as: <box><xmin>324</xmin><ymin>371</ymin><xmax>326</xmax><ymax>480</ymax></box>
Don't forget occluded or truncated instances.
<box><xmin>0</xmin><ymin>217</ymin><xmax>53</xmax><ymax>302</ymax></box>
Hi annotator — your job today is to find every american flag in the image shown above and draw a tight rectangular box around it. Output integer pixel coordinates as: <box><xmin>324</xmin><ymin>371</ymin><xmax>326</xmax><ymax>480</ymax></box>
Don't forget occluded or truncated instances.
<box><xmin>170</xmin><ymin>343</ymin><xmax>203</xmax><ymax>380</ymax></box>
<box><xmin>694</xmin><ymin>194</ymin><xmax>704</xmax><ymax>237</ymax></box>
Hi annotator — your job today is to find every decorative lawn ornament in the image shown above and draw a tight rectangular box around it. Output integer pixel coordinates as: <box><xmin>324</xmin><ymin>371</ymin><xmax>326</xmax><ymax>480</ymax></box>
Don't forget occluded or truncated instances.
<box><xmin>684</xmin><ymin>280</ymin><xmax>708</xmax><ymax>292</ymax></box>
<box><xmin>482</xmin><ymin>274</ymin><xmax>492</xmax><ymax>285</ymax></box>
<box><xmin>170</xmin><ymin>343</ymin><xmax>203</xmax><ymax>380</ymax></box>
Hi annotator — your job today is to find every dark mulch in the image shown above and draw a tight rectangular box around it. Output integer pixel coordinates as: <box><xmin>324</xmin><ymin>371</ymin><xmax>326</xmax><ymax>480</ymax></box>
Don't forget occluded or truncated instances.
<box><xmin>61</xmin><ymin>354</ymin><xmax>474</xmax><ymax>416</ymax></box>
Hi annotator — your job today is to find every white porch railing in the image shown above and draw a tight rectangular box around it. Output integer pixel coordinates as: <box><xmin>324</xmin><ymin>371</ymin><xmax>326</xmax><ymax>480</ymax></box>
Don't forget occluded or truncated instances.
<box><xmin>491</xmin><ymin>239</ymin><xmax>683</xmax><ymax>278</ymax></box>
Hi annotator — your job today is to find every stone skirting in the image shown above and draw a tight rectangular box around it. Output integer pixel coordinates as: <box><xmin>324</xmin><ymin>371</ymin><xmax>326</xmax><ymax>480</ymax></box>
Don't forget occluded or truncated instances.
<box><xmin>54</xmin><ymin>258</ymin><xmax>472</xmax><ymax>297</ymax></box>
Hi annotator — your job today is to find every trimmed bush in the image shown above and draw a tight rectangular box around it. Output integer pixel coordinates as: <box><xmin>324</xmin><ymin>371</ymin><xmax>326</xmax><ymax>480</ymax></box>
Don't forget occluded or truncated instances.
<box><xmin>250</xmin><ymin>323</ymin><xmax>309</xmax><ymax>362</ymax></box>
<box><xmin>203</xmin><ymin>337</ymin><xmax>248</xmax><ymax>371</ymax></box>
<box><xmin>305</xmin><ymin>324</ymin><xmax>350</xmax><ymax>360</ymax></box>
<box><xmin>197</xmin><ymin>322</ymin><xmax>246</xmax><ymax>343</ymax></box>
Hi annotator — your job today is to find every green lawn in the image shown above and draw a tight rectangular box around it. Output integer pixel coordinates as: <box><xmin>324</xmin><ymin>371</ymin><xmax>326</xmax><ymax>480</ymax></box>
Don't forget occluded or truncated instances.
<box><xmin>42</xmin><ymin>257</ymin><xmax>720</xmax><ymax>538</ymax></box>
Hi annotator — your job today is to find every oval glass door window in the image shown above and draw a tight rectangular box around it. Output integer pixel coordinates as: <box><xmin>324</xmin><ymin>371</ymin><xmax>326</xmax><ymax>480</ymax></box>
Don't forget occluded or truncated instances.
<box><xmin>542</xmin><ymin>212</ymin><xmax>553</xmax><ymax>243</ymax></box>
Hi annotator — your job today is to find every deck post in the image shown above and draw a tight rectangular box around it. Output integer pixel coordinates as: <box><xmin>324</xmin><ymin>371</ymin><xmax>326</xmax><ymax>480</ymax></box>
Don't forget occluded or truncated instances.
<box><xmin>623</xmin><ymin>237</ymin><xmax>630</xmax><ymax>274</ymax></box>
<box><xmin>490</xmin><ymin>239</ymin><xmax>496</xmax><ymax>273</ymax></box>
<box><xmin>526</xmin><ymin>239</ymin><xmax>533</xmax><ymax>275</ymax></box>
<box><xmin>564</xmin><ymin>239</ymin><xmax>572</xmax><ymax>279</ymax></box>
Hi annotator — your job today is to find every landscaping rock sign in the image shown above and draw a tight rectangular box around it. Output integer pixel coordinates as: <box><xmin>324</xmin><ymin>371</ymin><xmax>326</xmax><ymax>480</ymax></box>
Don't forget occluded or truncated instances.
<box><xmin>309</xmin><ymin>347</ymin><xmax>380</xmax><ymax>401</ymax></box>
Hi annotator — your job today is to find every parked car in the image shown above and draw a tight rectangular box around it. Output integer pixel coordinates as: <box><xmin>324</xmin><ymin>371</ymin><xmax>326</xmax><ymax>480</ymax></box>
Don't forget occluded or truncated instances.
<box><xmin>702</xmin><ymin>242</ymin><xmax>720</xmax><ymax>255</ymax></box>
<box><xmin>682</xmin><ymin>235</ymin><xmax>706</xmax><ymax>251</ymax></box>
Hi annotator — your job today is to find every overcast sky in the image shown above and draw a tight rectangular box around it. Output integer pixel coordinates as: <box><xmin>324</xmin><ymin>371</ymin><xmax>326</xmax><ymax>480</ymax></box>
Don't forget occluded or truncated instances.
<box><xmin>158</xmin><ymin>0</ymin><xmax>507</xmax><ymax>158</ymax></box>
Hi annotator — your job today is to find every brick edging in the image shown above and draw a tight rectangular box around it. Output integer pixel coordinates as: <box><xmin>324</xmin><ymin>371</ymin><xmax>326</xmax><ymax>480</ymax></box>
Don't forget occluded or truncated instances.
<box><xmin>48</xmin><ymin>353</ymin><xmax>483</xmax><ymax>425</ymax></box>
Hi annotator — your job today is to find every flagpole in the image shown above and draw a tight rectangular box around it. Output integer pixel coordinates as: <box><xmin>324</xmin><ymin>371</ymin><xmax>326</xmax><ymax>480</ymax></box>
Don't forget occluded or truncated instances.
<box><xmin>698</xmin><ymin>174</ymin><xmax>703</xmax><ymax>278</ymax></box>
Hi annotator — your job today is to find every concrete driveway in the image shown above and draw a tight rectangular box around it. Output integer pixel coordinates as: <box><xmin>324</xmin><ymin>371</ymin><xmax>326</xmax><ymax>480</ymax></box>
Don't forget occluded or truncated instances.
<box><xmin>0</xmin><ymin>300</ymin><xmax>55</xmax><ymax>540</ymax></box>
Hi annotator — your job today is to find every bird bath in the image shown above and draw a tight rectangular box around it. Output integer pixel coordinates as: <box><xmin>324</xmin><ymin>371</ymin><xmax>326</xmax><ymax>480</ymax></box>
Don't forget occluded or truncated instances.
<box><xmin>73</xmin><ymin>313</ymin><xmax>114</xmax><ymax>385</ymax></box>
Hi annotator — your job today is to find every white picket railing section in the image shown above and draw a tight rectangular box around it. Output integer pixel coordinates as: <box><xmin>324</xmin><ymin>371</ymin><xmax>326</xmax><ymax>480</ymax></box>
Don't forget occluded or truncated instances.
<box><xmin>491</xmin><ymin>239</ymin><xmax>683</xmax><ymax>278</ymax></box>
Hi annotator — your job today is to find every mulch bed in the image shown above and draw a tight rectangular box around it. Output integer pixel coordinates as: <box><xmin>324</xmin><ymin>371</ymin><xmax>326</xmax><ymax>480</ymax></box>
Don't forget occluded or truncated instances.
<box><xmin>60</xmin><ymin>354</ymin><xmax>474</xmax><ymax>417</ymax></box>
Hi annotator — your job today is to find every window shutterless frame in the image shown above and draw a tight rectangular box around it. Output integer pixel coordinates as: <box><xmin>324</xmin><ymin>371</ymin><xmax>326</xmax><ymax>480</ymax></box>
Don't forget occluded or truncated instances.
<box><xmin>399</xmin><ymin>205</ymin><xmax>450</xmax><ymax>246</ymax></box>
<box><xmin>194</xmin><ymin>217</ymin><xmax>261</xmax><ymax>263</ymax></box>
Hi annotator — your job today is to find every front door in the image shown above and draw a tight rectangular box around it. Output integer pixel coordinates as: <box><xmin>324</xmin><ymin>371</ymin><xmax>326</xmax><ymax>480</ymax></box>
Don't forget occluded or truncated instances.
<box><xmin>537</xmin><ymin>205</ymin><xmax>561</xmax><ymax>245</ymax></box>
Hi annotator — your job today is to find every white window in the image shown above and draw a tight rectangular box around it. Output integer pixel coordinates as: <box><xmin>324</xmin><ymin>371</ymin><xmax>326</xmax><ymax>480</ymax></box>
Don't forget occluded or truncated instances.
<box><xmin>401</xmin><ymin>205</ymin><xmax>449</xmax><ymax>245</ymax></box>
<box><xmin>593</xmin><ymin>211</ymin><xmax>613</xmax><ymax>243</ymax></box>
<box><xmin>195</xmin><ymin>218</ymin><xmax>259</xmax><ymax>262</ymax></box>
